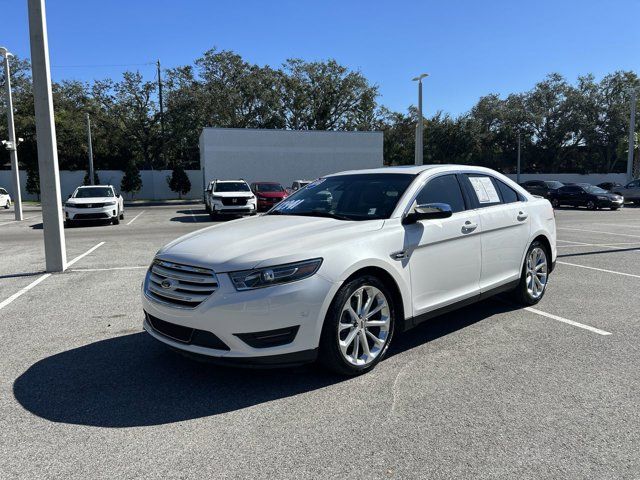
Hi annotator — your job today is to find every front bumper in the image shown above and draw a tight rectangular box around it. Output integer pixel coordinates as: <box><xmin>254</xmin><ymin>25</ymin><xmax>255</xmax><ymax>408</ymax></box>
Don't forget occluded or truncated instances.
<box><xmin>597</xmin><ymin>198</ymin><xmax>624</xmax><ymax>208</ymax></box>
<box><xmin>211</xmin><ymin>203</ymin><xmax>257</xmax><ymax>215</ymax></box>
<box><xmin>141</xmin><ymin>269</ymin><xmax>336</xmax><ymax>363</ymax></box>
<box><xmin>257</xmin><ymin>197</ymin><xmax>285</xmax><ymax>210</ymax></box>
<box><xmin>65</xmin><ymin>205</ymin><xmax>118</xmax><ymax>220</ymax></box>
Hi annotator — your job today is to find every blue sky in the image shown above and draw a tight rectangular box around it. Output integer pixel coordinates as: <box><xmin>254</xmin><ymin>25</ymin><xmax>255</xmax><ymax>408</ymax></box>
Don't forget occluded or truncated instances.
<box><xmin>3</xmin><ymin>0</ymin><xmax>639</xmax><ymax>116</ymax></box>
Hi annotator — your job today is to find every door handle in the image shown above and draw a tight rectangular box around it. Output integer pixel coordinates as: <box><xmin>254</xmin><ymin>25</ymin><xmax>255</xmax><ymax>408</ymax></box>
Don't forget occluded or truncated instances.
<box><xmin>461</xmin><ymin>221</ymin><xmax>477</xmax><ymax>233</ymax></box>
<box><xmin>517</xmin><ymin>211</ymin><xmax>528</xmax><ymax>221</ymax></box>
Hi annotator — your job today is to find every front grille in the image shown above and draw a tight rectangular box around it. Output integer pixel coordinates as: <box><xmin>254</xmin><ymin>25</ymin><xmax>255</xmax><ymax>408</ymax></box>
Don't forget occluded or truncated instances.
<box><xmin>221</xmin><ymin>197</ymin><xmax>248</xmax><ymax>206</ymax></box>
<box><xmin>146</xmin><ymin>259</ymin><xmax>218</xmax><ymax>308</ymax></box>
<box><xmin>73</xmin><ymin>203</ymin><xmax>106</xmax><ymax>209</ymax></box>
<box><xmin>74</xmin><ymin>212</ymin><xmax>110</xmax><ymax>219</ymax></box>
<box><xmin>146</xmin><ymin>313</ymin><xmax>229</xmax><ymax>350</ymax></box>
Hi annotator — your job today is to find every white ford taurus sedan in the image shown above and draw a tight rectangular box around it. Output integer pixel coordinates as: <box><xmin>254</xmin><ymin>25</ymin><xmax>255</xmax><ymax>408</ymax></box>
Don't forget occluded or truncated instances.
<box><xmin>142</xmin><ymin>165</ymin><xmax>556</xmax><ymax>375</ymax></box>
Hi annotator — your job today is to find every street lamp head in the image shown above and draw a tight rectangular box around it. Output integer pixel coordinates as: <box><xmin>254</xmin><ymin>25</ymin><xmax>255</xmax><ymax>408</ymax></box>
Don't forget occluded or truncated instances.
<box><xmin>412</xmin><ymin>73</ymin><xmax>429</xmax><ymax>82</ymax></box>
<box><xmin>0</xmin><ymin>47</ymin><xmax>12</xmax><ymax>58</ymax></box>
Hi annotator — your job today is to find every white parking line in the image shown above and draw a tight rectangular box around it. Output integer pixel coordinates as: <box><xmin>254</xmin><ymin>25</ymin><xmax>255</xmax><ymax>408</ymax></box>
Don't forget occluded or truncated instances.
<box><xmin>524</xmin><ymin>307</ymin><xmax>612</xmax><ymax>336</ymax></box>
<box><xmin>0</xmin><ymin>273</ymin><xmax>52</xmax><ymax>311</ymax></box>
<box><xmin>557</xmin><ymin>260</ymin><xmax>640</xmax><ymax>279</ymax></box>
<box><xmin>0</xmin><ymin>242</ymin><xmax>106</xmax><ymax>312</ymax></box>
<box><xmin>0</xmin><ymin>216</ymin><xmax>33</xmax><ymax>226</ymax></box>
<box><xmin>66</xmin><ymin>242</ymin><xmax>105</xmax><ymax>268</ymax></box>
<box><xmin>559</xmin><ymin>227</ymin><xmax>640</xmax><ymax>239</ymax></box>
<box><xmin>70</xmin><ymin>266</ymin><xmax>147</xmax><ymax>272</ymax></box>
<box><xmin>126</xmin><ymin>210</ymin><xmax>145</xmax><ymax>225</ymax></box>
<box><xmin>189</xmin><ymin>209</ymin><xmax>197</xmax><ymax>222</ymax></box>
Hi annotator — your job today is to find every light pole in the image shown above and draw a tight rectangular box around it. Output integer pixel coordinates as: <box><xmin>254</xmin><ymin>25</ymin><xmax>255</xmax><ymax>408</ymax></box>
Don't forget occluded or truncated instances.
<box><xmin>627</xmin><ymin>89</ymin><xmax>637</xmax><ymax>183</ymax></box>
<box><xmin>0</xmin><ymin>46</ymin><xmax>24</xmax><ymax>221</ymax></box>
<box><xmin>85</xmin><ymin>113</ymin><xmax>94</xmax><ymax>185</ymax></box>
<box><xmin>517</xmin><ymin>131</ymin><xmax>521</xmax><ymax>183</ymax></box>
<box><xmin>412</xmin><ymin>73</ymin><xmax>428</xmax><ymax>165</ymax></box>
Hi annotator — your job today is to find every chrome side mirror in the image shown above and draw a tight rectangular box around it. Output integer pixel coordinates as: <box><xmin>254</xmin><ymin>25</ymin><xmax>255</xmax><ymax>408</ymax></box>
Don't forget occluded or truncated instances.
<box><xmin>403</xmin><ymin>202</ymin><xmax>453</xmax><ymax>224</ymax></box>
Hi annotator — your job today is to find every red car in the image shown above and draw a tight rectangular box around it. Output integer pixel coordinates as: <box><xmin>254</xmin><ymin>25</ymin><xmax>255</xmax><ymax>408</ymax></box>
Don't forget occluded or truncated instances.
<box><xmin>250</xmin><ymin>182</ymin><xmax>289</xmax><ymax>211</ymax></box>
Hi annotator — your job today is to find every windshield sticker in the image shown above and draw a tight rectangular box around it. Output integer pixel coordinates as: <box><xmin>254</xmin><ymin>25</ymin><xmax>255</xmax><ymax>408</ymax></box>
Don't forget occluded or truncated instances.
<box><xmin>305</xmin><ymin>178</ymin><xmax>325</xmax><ymax>189</ymax></box>
<box><xmin>276</xmin><ymin>199</ymin><xmax>305</xmax><ymax>211</ymax></box>
<box><xmin>469</xmin><ymin>177</ymin><xmax>500</xmax><ymax>203</ymax></box>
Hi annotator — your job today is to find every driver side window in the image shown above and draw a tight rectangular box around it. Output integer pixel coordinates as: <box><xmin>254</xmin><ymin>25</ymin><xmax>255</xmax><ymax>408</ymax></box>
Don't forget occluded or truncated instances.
<box><xmin>415</xmin><ymin>174</ymin><xmax>466</xmax><ymax>213</ymax></box>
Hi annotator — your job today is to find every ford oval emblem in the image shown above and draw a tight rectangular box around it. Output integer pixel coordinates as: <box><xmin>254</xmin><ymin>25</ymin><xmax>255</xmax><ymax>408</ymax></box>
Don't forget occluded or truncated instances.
<box><xmin>160</xmin><ymin>279</ymin><xmax>174</xmax><ymax>289</ymax></box>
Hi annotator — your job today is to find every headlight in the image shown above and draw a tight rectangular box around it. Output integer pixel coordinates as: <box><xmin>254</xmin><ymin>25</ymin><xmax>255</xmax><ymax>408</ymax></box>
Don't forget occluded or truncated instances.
<box><xmin>105</xmin><ymin>201</ymin><xmax>116</xmax><ymax>206</ymax></box>
<box><xmin>65</xmin><ymin>202</ymin><xmax>76</xmax><ymax>208</ymax></box>
<box><xmin>229</xmin><ymin>258</ymin><xmax>323</xmax><ymax>291</ymax></box>
<box><xmin>597</xmin><ymin>196</ymin><xmax>608</xmax><ymax>200</ymax></box>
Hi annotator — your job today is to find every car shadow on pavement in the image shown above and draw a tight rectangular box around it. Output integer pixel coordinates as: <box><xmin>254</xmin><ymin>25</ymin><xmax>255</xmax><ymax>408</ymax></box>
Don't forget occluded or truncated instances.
<box><xmin>170</xmin><ymin>208</ymin><xmax>214</xmax><ymax>223</ymax></box>
<box><xmin>13</xmin><ymin>299</ymin><xmax>514</xmax><ymax>428</ymax></box>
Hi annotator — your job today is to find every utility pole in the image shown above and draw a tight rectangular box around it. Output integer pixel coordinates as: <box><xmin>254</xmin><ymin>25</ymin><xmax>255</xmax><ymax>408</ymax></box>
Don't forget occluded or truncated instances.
<box><xmin>1</xmin><ymin>47</ymin><xmax>24</xmax><ymax>221</ymax></box>
<box><xmin>412</xmin><ymin>73</ymin><xmax>428</xmax><ymax>165</ymax></box>
<box><xmin>627</xmin><ymin>89</ymin><xmax>637</xmax><ymax>183</ymax></box>
<box><xmin>28</xmin><ymin>0</ymin><xmax>67</xmax><ymax>272</ymax></box>
<box><xmin>157</xmin><ymin>59</ymin><xmax>165</xmax><ymax>169</ymax></box>
<box><xmin>85</xmin><ymin>113</ymin><xmax>94</xmax><ymax>185</ymax></box>
<box><xmin>517</xmin><ymin>131</ymin><xmax>521</xmax><ymax>183</ymax></box>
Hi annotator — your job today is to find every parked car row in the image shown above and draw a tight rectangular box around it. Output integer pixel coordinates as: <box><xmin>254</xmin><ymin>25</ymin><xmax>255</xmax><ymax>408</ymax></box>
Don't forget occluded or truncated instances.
<box><xmin>203</xmin><ymin>179</ymin><xmax>314</xmax><ymax>219</ymax></box>
<box><xmin>519</xmin><ymin>179</ymin><xmax>640</xmax><ymax>210</ymax></box>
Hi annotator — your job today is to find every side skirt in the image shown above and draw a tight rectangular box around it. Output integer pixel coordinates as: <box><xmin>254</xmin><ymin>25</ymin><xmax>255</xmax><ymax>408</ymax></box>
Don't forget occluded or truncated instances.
<box><xmin>402</xmin><ymin>279</ymin><xmax>520</xmax><ymax>332</ymax></box>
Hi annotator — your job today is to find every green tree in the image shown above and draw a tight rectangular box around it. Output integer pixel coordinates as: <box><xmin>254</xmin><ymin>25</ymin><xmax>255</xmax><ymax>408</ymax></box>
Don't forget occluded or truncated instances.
<box><xmin>167</xmin><ymin>165</ymin><xmax>191</xmax><ymax>199</ymax></box>
<box><xmin>120</xmin><ymin>161</ymin><xmax>142</xmax><ymax>199</ymax></box>
<box><xmin>83</xmin><ymin>170</ymin><xmax>100</xmax><ymax>185</ymax></box>
<box><xmin>25</xmin><ymin>164</ymin><xmax>40</xmax><ymax>201</ymax></box>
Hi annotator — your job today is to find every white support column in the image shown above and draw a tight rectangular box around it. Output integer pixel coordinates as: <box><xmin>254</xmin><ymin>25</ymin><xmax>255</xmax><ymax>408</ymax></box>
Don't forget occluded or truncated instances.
<box><xmin>28</xmin><ymin>0</ymin><xmax>67</xmax><ymax>272</ymax></box>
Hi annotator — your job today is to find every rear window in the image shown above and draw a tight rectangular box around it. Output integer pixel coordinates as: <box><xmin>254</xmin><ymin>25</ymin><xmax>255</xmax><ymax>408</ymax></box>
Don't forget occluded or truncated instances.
<box><xmin>495</xmin><ymin>179</ymin><xmax>520</xmax><ymax>203</ymax></box>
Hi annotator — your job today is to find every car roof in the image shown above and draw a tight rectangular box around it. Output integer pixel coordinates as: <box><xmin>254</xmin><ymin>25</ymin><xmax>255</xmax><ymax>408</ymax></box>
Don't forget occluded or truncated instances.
<box><xmin>77</xmin><ymin>185</ymin><xmax>113</xmax><ymax>188</ymax></box>
<box><xmin>252</xmin><ymin>181</ymin><xmax>281</xmax><ymax>184</ymax></box>
<box><xmin>216</xmin><ymin>179</ymin><xmax>246</xmax><ymax>183</ymax></box>
<box><xmin>326</xmin><ymin>164</ymin><xmax>505</xmax><ymax>177</ymax></box>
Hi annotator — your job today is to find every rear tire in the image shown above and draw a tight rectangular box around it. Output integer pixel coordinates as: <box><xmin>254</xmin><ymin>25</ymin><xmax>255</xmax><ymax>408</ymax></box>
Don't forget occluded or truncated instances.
<box><xmin>319</xmin><ymin>275</ymin><xmax>396</xmax><ymax>376</ymax></box>
<box><xmin>550</xmin><ymin>198</ymin><xmax>559</xmax><ymax>208</ymax></box>
<box><xmin>511</xmin><ymin>240</ymin><xmax>549</xmax><ymax>306</ymax></box>
<box><xmin>587</xmin><ymin>200</ymin><xmax>597</xmax><ymax>210</ymax></box>
<box><xmin>119</xmin><ymin>210</ymin><xmax>125</xmax><ymax>220</ymax></box>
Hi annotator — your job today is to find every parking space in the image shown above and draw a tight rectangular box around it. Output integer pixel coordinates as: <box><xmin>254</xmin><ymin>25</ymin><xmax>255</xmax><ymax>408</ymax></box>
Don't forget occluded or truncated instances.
<box><xmin>1</xmin><ymin>204</ymin><xmax>639</xmax><ymax>478</ymax></box>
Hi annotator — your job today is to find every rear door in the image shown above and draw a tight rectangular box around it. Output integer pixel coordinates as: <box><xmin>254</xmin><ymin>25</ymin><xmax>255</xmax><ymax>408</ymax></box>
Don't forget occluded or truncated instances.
<box><xmin>461</xmin><ymin>174</ymin><xmax>531</xmax><ymax>290</ymax></box>
<box><xmin>405</xmin><ymin>174</ymin><xmax>482</xmax><ymax>315</ymax></box>
<box><xmin>623</xmin><ymin>180</ymin><xmax>640</xmax><ymax>200</ymax></box>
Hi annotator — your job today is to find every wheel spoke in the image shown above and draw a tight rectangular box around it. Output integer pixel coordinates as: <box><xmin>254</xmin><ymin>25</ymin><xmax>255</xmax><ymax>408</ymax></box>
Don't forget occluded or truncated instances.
<box><xmin>365</xmin><ymin>303</ymin><xmax>384</xmax><ymax>319</ymax></box>
<box><xmin>339</xmin><ymin>321</ymin><xmax>353</xmax><ymax>332</ymax></box>
<box><xmin>365</xmin><ymin>318</ymin><xmax>388</xmax><ymax>328</ymax></box>
<box><xmin>535</xmin><ymin>261</ymin><xmax>546</xmax><ymax>272</ymax></box>
<box><xmin>366</xmin><ymin>329</ymin><xmax>384</xmax><ymax>347</ymax></box>
<box><xmin>361</xmin><ymin>288</ymin><xmax>374</xmax><ymax>316</ymax></box>
<box><xmin>354</xmin><ymin>289</ymin><xmax>363</xmax><ymax>316</ymax></box>
<box><xmin>352</xmin><ymin>333</ymin><xmax>360</xmax><ymax>360</ymax></box>
<box><xmin>359</xmin><ymin>331</ymin><xmax>371</xmax><ymax>358</ymax></box>
<box><xmin>340</xmin><ymin>328</ymin><xmax>358</xmax><ymax>351</ymax></box>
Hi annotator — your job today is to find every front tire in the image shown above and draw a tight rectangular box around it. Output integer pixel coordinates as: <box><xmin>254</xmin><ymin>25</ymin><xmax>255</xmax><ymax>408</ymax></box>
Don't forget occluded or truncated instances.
<box><xmin>112</xmin><ymin>216</ymin><xmax>120</xmax><ymax>225</ymax></box>
<box><xmin>4</xmin><ymin>200</ymin><xmax>9</xmax><ymax>209</ymax></box>
<box><xmin>550</xmin><ymin>198</ymin><xmax>559</xmax><ymax>208</ymax></box>
<box><xmin>511</xmin><ymin>241</ymin><xmax>549</xmax><ymax>306</ymax></box>
<box><xmin>587</xmin><ymin>200</ymin><xmax>597</xmax><ymax>210</ymax></box>
<box><xmin>319</xmin><ymin>275</ymin><xmax>396</xmax><ymax>376</ymax></box>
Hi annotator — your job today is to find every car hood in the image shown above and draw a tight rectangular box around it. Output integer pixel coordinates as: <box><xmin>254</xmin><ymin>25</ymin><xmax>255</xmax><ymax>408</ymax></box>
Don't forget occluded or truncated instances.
<box><xmin>211</xmin><ymin>192</ymin><xmax>254</xmax><ymax>198</ymax></box>
<box><xmin>156</xmin><ymin>215</ymin><xmax>384</xmax><ymax>272</ymax></box>
<box><xmin>67</xmin><ymin>197</ymin><xmax>115</xmax><ymax>204</ymax></box>
<box><xmin>255</xmin><ymin>191</ymin><xmax>287</xmax><ymax>198</ymax></box>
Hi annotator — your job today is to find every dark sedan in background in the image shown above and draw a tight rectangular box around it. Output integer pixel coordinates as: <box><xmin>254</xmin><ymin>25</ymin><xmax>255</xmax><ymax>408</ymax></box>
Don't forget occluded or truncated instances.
<box><xmin>597</xmin><ymin>182</ymin><xmax>624</xmax><ymax>192</ymax></box>
<box><xmin>250</xmin><ymin>181</ymin><xmax>289</xmax><ymax>211</ymax></box>
<box><xmin>520</xmin><ymin>180</ymin><xmax>564</xmax><ymax>198</ymax></box>
<box><xmin>548</xmin><ymin>184</ymin><xmax>624</xmax><ymax>210</ymax></box>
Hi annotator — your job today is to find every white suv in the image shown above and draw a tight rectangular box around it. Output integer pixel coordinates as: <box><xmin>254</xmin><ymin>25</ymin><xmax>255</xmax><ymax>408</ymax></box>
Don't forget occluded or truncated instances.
<box><xmin>64</xmin><ymin>185</ymin><xmax>124</xmax><ymax>227</ymax></box>
<box><xmin>204</xmin><ymin>179</ymin><xmax>257</xmax><ymax>219</ymax></box>
<box><xmin>0</xmin><ymin>187</ymin><xmax>11</xmax><ymax>209</ymax></box>
<box><xmin>142</xmin><ymin>165</ymin><xmax>556</xmax><ymax>375</ymax></box>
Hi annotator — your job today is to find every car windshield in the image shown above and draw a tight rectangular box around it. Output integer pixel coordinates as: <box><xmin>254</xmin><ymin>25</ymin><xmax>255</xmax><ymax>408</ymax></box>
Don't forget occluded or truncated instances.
<box><xmin>584</xmin><ymin>185</ymin><xmax>608</xmax><ymax>194</ymax></box>
<box><xmin>268</xmin><ymin>173</ymin><xmax>416</xmax><ymax>221</ymax></box>
<box><xmin>214</xmin><ymin>182</ymin><xmax>250</xmax><ymax>192</ymax></box>
<box><xmin>74</xmin><ymin>187</ymin><xmax>113</xmax><ymax>198</ymax></box>
<box><xmin>255</xmin><ymin>183</ymin><xmax>284</xmax><ymax>192</ymax></box>
<box><xmin>544</xmin><ymin>181</ymin><xmax>564</xmax><ymax>189</ymax></box>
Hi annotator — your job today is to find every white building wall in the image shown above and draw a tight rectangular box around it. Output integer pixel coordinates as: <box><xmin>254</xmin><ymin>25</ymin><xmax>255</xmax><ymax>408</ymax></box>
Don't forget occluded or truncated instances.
<box><xmin>0</xmin><ymin>169</ymin><xmax>203</xmax><ymax>201</ymax></box>
<box><xmin>199</xmin><ymin>128</ymin><xmax>384</xmax><ymax>190</ymax></box>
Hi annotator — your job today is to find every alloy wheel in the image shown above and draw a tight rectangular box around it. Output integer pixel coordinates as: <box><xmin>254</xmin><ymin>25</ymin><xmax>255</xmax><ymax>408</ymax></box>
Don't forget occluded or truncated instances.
<box><xmin>338</xmin><ymin>285</ymin><xmax>391</xmax><ymax>366</ymax></box>
<box><xmin>526</xmin><ymin>247</ymin><xmax>548</xmax><ymax>300</ymax></box>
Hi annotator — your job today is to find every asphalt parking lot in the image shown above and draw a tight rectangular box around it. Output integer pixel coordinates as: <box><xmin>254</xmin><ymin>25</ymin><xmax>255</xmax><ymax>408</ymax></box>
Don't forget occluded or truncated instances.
<box><xmin>1</xmin><ymin>204</ymin><xmax>639</xmax><ymax>479</ymax></box>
